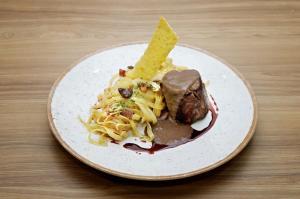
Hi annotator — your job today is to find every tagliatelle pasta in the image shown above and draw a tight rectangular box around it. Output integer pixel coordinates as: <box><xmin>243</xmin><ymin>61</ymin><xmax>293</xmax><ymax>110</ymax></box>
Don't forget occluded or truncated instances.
<box><xmin>80</xmin><ymin>57</ymin><xmax>188</xmax><ymax>145</ymax></box>
<box><xmin>81</xmin><ymin>74</ymin><xmax>164</xmax><ymax>144</ymax></box>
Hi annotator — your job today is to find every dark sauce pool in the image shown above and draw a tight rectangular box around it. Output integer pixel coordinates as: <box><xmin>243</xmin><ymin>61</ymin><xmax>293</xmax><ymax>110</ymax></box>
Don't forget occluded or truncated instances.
<box><xmin>123</xmin><ymin>96</ymin><xmax>218</xmax><ymax>154</ymax></box>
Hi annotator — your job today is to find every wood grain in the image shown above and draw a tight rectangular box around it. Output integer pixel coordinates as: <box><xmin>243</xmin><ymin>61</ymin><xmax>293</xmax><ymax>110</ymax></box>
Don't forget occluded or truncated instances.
<box><xmin>0</xmin><ymin>0</ymin><xmax>299</xmax><ymax>198</ymax></box>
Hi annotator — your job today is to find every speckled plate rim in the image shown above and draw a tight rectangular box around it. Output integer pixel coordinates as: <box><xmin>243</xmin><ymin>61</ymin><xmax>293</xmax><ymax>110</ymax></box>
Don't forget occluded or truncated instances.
<box><xmin>47</xmin><ymin>42</ymin><xmax>258</xmax><ymax>181</ymax></box>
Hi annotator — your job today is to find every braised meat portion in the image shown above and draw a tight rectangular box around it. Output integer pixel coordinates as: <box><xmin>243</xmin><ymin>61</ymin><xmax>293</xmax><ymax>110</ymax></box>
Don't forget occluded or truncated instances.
<box><xmin>162</xmin><ymin>69</ymin><xmax>208</xmax><ymax>124</ymax></box>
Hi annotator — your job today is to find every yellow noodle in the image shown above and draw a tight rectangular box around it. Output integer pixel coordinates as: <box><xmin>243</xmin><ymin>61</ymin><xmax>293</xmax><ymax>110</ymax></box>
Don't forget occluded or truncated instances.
<box><xmin>129</xmin><ymin>120</ymin><xmax>140</xmax><ymax>137</ymax></box>
<box><xmin>146</xmin><ymin>122</ymin><xmax>155</xmax><ymax>141</ymax></box>
<box><xmin>135</xmin><ymin>101</ymin><xmax>157</xmax><ymax>124</ymax></box>
<box><xmin>103</xmin><ymin>126</ymin><xmax>123</xmax><ymax>141</ymax></box>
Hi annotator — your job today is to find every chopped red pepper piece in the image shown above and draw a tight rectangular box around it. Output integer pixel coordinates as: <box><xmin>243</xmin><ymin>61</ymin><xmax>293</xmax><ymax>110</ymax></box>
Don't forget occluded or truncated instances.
<box><xmin>119</xmin><ymin>69</ymin><xmax>126</xmax><ymax>77</ymax></box>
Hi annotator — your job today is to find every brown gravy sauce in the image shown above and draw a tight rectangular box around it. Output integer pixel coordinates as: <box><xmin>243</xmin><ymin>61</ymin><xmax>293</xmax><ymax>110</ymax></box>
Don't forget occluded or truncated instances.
<box><xmin>123</xmin><ymin>96</ymin><xmax>218</xmax><ymax>154</ymax></box>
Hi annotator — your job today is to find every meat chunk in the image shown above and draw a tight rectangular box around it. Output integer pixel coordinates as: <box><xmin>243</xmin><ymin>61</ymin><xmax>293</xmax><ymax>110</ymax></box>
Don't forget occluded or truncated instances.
<box><xmin>176</xmin><ymin>79</ymin><xmax>208</xmax><ymax>124</ymax></box>
<box><xmin>162</xmin><ymin>69</ymin><xmax>209</xmax><ymax>124</ymax></box>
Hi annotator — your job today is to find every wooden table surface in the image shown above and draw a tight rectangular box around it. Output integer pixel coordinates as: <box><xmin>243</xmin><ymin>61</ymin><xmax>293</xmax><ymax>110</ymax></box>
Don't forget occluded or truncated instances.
<box><xmin>0</xmin><ymin>0</ymin><xmax>299</xmax><ymax>198</ymax></box>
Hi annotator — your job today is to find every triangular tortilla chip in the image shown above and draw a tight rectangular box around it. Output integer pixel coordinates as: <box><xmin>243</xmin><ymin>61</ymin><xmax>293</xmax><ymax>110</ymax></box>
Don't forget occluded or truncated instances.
<box><xmin>128</xmin><ymin>17</ymin><xmax>179</xmax><ymax>80</ymax></box>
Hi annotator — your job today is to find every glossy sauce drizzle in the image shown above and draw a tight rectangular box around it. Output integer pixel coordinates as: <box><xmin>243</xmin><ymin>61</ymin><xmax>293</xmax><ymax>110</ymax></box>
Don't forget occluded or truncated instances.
<box><xmin>123</xmin><ymin>96</ymin><xmax>218</xmax><ymax>154</ymax></box>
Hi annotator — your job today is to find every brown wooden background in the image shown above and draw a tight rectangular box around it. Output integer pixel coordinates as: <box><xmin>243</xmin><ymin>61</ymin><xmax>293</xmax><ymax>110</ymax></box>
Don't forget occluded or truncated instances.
<box><xmin>0</xmin><ymin>0</ymin><xmax>299</xmax><ymax>198</ymax></box>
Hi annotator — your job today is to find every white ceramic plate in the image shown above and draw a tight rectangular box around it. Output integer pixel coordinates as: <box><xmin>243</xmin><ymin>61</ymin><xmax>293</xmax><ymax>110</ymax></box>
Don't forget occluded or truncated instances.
<box><xmin>48</xmin><ymin>43</ymin><xmax>257</xmax><ymax>181</ymax></box>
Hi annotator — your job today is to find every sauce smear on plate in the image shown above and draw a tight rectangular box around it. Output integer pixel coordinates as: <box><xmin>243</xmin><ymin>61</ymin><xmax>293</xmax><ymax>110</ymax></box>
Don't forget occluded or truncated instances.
<box><xmin>123</xmin><ymin>98</ymin><xmax>218</xmax><ymax>154</ymax></box>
